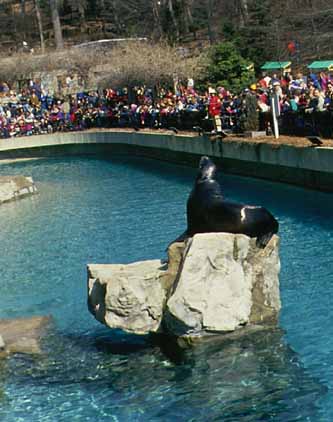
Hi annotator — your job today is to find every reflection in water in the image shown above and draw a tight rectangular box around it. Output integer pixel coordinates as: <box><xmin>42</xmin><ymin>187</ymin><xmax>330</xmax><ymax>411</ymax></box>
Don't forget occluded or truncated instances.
<box><xmin>1</xmin><ymin>328</ymin><xmax>326</xmax><ymax>422</ymax></box>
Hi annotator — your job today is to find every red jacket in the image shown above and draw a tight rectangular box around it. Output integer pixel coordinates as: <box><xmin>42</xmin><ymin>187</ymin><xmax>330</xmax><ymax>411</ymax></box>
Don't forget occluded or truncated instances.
<box><xmin>209</xmin><ymin>95</ymin><xmax>222</xmax><ymax>117</ymax></box>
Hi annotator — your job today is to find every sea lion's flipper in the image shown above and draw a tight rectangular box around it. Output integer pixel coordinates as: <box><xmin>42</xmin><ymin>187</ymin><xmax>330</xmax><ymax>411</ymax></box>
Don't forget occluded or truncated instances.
<box><xmin>256</xmin><ymin>232</ymin><xmax>274</xmax><ymax>248</ymax></box>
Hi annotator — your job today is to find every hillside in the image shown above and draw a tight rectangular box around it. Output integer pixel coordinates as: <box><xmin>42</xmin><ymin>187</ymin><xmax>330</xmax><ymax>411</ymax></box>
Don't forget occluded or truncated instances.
<box><xmin>1</xmin><ymin>0</ymin><xmax>333</xmax><ymax>67</ymax></box>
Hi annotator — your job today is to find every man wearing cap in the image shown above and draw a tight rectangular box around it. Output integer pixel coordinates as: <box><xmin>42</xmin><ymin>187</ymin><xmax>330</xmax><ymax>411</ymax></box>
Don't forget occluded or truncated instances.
<box><xmin>208</xmin><ymin>87</ymin><xmax>222</xmax><ymax>134</ymax></box>
<box><xmin>272</xmin><ymin>81</ymin><xmax>283</xmax><ymax>100</ymax></box>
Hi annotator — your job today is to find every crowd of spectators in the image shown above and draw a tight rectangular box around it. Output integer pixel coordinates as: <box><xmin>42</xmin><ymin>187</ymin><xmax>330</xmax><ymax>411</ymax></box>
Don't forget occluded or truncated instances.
<box><xmin>0</xmin><ymin>81</ymin><xmax>214</xmax><ymax>139</ymax></box>
<box><xmin>2</xmin><ymin>69</ymin><xmax>333</xmax><ymax>139</ymax></box>
<box><xmin>254</xmin><ymin>70</ymin><xmax>333</xmax><ymax>137</ymax></box>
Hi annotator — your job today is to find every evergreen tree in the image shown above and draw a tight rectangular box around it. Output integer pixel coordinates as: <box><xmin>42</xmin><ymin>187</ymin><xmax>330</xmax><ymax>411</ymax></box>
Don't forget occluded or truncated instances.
<box><xmin>203</xmin><ymin>41</ymin><xmax>255</xmax><ymax>92</ymax></box>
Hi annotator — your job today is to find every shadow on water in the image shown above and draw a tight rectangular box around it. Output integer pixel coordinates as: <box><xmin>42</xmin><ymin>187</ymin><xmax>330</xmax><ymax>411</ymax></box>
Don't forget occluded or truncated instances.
<box><xmin>1</xmin><ymin>327</ymin><xmax>327</xmax><ymax>421</ymax></box>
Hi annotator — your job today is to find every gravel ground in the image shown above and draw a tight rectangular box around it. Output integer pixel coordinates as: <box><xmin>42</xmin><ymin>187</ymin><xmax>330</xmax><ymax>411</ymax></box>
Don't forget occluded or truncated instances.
<box><xmin>8</xmin><ymin>127</ymin><xmax>333</xmax><ymax>149</ymax></box>
<box><xmin>84</xmin><ymin>128</ymin><xmax>333</xmax><ymax>148</ymax></box>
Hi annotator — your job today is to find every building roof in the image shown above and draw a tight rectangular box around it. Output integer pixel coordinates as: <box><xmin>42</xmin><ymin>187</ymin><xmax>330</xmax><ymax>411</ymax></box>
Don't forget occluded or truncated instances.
<box><xmin>260</xmin><ymin>61</ymin><xmax>291</xmax><ymax>70</ymax></box>
<box><xmin>308</xmin><ymin>61</ymin><xmax>333</xmax><ymax>70</ymax></box>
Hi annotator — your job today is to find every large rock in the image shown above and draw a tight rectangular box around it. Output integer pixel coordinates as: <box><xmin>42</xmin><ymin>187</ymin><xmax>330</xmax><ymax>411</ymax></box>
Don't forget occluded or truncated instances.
<box><xmin>87</xmin><ymin>242</ymin><xmax>188</xmax><ymax>336</ymax></box>
<box><xmin>164</xmin><ymin>233</ymin><xmax>280</xmax><ymax>337</ymax></box>
<box><xmin>88</xmin><ymin>261</ymin><xmax>168</xmax><ymax>335</ymax></box>
<box><xmin>87</xmin><ymin>233</ymin><xmax>281</xmax><ymax>339</ymax></box>
<box><xmin>0</xmin><ymin>176</ymin><xmax>37</xmax><ymax>204</ymax></box>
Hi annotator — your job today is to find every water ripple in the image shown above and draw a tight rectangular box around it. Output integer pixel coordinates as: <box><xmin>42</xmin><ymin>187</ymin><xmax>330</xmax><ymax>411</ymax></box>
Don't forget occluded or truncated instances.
<box><xmin>0</xmin><ymin>156</ymin><xmax>331</xmax><ymax>421</ymax></box>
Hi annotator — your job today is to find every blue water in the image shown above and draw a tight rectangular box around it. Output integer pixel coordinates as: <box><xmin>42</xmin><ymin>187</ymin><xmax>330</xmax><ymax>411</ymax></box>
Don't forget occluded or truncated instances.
<box><xmin>0</xmin><ymin>156</ymin><xmax>332</xmax><ymax>421</ymax></box>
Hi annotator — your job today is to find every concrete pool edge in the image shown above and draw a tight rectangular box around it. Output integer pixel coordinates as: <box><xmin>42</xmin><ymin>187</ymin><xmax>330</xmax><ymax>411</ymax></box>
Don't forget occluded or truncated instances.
<box><xmin>0</xmin><ymin>130</ymin><xmax>332</xmax><ymax>191</ymax></box>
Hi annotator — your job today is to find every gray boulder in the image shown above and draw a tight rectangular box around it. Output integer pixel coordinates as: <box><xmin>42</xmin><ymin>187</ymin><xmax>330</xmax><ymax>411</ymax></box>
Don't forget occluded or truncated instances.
<box><xmin>88</xmin><ymin>261</ymin><xmax>168</xmax><ymax>335</ymax></box>
<box><xmin>87</xmin><ymin>233</ymin><xmax>281</xmax><ymax>339</ymax></box>
<box><xmin>0</xmin><ymin>176</ymin><xmax>37</xmax><ymax>204</ymax></box>
<box><xmin>164</xmin><ymin>233</ymin><xmax>280</xmax><ymax>337</ymax></box>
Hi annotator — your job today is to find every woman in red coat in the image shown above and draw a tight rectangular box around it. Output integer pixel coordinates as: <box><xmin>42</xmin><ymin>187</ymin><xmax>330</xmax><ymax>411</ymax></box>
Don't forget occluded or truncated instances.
<box><xmin>208</xmin><ymin>87</ymin><xmax>222</xmax><ymax>134</ymax></box>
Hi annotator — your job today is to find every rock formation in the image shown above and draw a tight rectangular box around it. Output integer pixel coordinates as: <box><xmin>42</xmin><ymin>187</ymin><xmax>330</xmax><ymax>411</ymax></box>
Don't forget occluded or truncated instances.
<box><xmin>88</xmin><ymin>261</ymin><xmax>167</xmax><ymax>335</ymax></box>
<box><xmin>0</xmin><ymin>176</ymin><xmax>37</xmax><ymax>205</ymax></box>
<box><xmin>87</xmin><ymin>233</ymin><xmax>281</xmax><ymax>340</ymax></box>
<box><xmin>164</xmin><ymin>233</ymin><xmax>280</xmax><ymax>337</ymax></box>
<box><xmin>0</xmin><ymin>315</ymin><xmax>51</xmax><ymax>357</ymax></box>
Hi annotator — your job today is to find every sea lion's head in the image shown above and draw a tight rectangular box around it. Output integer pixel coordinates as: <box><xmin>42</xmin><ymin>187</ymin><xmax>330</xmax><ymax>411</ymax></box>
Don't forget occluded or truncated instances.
<box><xmin>197</xmin><ymin>156</ymin><xmax>217</xmax><ymax>181</ymax></box>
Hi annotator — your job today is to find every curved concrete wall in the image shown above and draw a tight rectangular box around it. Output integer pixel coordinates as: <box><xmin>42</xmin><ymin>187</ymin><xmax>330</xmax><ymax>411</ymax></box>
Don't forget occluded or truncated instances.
<box><xmin>0</xmin><ymin>130</ymin><xmax>333</xmax><ymax>191</ymax></box>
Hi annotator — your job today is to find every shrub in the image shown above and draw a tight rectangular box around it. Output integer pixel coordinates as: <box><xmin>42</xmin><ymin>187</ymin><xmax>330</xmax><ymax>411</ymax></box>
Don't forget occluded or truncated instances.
<box><xmin>202</xmin><ymin>41</ymin><xmax>255</xmax><ymax>92</ymax></box>
<box><xmin>0</xmin><ymin>42</ymin><xmax>203</xmax><ymax>91</ymax></box>
<box><xmin>96</xmin><ymin>42</ymin><xmax>202</xmax><ymax>89</ymax></box>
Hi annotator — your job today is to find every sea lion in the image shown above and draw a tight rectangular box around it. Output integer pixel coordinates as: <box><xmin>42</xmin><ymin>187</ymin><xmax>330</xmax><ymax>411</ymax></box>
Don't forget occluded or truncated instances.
<box><xmin>174</xmin><ymin>156</ymin><xmax>279</xmax><ymax>247</ymax></box>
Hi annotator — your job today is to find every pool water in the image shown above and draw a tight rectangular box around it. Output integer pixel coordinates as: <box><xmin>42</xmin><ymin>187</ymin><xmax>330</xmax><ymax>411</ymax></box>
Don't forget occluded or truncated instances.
<box><xmin>0</xmin><ymin>156</ymin><xmax>332</xmax><ymax>421</ymax></box>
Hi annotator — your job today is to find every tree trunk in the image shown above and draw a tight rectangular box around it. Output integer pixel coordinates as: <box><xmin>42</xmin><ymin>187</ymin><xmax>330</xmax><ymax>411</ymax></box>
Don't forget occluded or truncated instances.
<box><xmin>238</xmin><ymin>0</ymin><xmax>249</xmax><ymax>28</ymax></box>
<box><xmin>152</xmin><ymin>0</ymin><xmax>163</xmax><ymax>37</ymax></box>
<box><xmin>49</xmin><ymin>0</ymin><xmax>64</xmax><ymax>49</ymax></box>
<box><xmin>98</xmin><ymin>0</ymin><xmax>105</xmax><ymax>12</ymax></box>
<box><xmin>207</xmin><ymin>0</ymin><xmax>215</xmax><ymax>44</ymax></box>
<box><xmin>34</xmin><ymin>0</ymin><xmax>45</xmax><ymax>54</ymax></box>
<box><xmin>167</xmin><ymin>0</ymin><xmax>179</xmax><ymax>39</ymax></box>
<box><xmin>183</xmin><ymin>0</ymin><xmax>193</xmax><ymax>33</ymax></box>
<box><xmin>78</xmin><ymin>0</ymin><xmax>87</xmax><ymax>33</ymax></box>
<box><xmin>20</xmin><ymin>0</ymin><xmax>27</xmax><ymax>41</ymax></box>
<box><xmin>110</xmin><ymin>0</ymin><xmax>122</xmax><ymax>33</ymax></box>
<box><xmin>308</xmin><ymin>0</ymin><xmax>320</xmax><ymax>57</ymax></box>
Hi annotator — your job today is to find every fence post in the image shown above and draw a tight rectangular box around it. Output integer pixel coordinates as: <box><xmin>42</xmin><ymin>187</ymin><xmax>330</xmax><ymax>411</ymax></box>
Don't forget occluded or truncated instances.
<box><xmin>271</xmin><ymin>93</ymin><xmax>280</xmax><ymax>139</ymax></box>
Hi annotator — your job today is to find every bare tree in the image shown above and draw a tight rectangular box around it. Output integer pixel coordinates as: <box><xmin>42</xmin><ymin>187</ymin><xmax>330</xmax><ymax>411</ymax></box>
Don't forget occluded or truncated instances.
<box><xmin>152</xmin><ymin>0</ymin><xmax>163</xmax><ymax>37</ymax></box>
<box><xmin>49</xmin><ymin>0</ymin><xmax>64</xmax><ymax>49</ymax></box>
<box><xmin>77</xmin><ymin>0</ymin><xmax>88</xmax><ymax>32</ymax></box>
<box><xmin>20</xmin><ymin>0</ymin><xmax>27</xmax><ymax>39</ymax></box>
<box><xmin>180</xmin><ymin>0</ymin><xmax>194</xmax><ymax>34</ymax></box>
<box><xmin>238</xmin><ymin>0</ymin><xmax>249</xmax><ymax>28</ymax></box>
<box><xmin>166</xmin><ymin>0</ymin><xmax>179</xmax><ymax>38</ymax></box>
<box><xmin>34</xmin><ymin>0</ymin><xmax>45</xmax><ymax>53</ymax></box>
<box><xmin>0</xmin><ymin>41</ymin><xmax>203</xmax><ymax>90</ymax></box>
<box><xmin>97</xmin><ymin>41</ymin><xmax>202</xmax><ymax>88</ymax></box>
<box><xmin>207</xmin><ymin>0</ymin><xmax>215</xmax><ymax>44</ymax></box>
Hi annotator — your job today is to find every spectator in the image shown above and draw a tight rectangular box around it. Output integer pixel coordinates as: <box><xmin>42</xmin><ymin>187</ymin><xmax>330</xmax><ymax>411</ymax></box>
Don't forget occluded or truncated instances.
<box><xmin>208</xmin><ymin>87</ymin><xmax>222</xmax><ymax>134</ymax></box>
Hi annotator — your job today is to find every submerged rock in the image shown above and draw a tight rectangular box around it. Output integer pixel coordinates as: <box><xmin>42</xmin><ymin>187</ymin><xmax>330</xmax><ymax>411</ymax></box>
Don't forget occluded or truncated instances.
<box><xmin>87</xmin><ymin>233</ymin><xmax>281</xmax><ymax>339</ymax></box>
<box><xmin>0</xmin><ymin>176</ymin><xmax>37</xmax><ymax>204</ymax></box>
<box><xmin>0</xmin><ymin>315</ymin><xmax>51</xmax><ymax>356</ymax></box>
